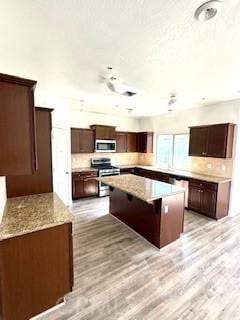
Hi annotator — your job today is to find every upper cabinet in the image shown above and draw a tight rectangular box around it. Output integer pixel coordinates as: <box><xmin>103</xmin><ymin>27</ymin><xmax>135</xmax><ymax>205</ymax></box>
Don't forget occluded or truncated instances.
<box><xmin>137</xmin><ymin>132</ymin><xmax>154</xmax><ymax>153</ymax></box>
<box><xmin>127</xmin><ymin>132</ymin><xmax>137</xmax><ymax>152</ymax></box>
<box><xmin>71</xmin><ymin>128</ymin><xmax>94</xmax><ymax>153</ymax></box>
<box><xmin>90</xmin><ymin>125</ymin><xmax>116</xmax><ymax>140</ymax></box>
<box><xmin>116</xmin><ymin>132</ymin><xmax>127</xmax><ymax>152</ymax></box>
<box><xmin>116</xmin><ymin>132</ymin><xmax>138</xmax><ymax>153</ymax></box>
<box><xmin>189</xmin><ymin>123</ymin><xmax>235</xmax><ymax>158</ymax></box>
<box><xmin>0</xmin><ymin>73</ymin><xmax>37</xmax><ymax>176</ymax></box>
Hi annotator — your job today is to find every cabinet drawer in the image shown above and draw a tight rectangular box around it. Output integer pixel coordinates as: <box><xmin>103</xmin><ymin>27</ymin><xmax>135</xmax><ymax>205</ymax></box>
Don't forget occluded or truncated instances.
<box><xmin>189</xmin><ymin>179</ymin><xmax>217</xmax><ymax>191</ymax></box>
<box><xmin>72</xmin><ymin>171</ymin><xmax>98</xmax><ymax>178</ymax></box>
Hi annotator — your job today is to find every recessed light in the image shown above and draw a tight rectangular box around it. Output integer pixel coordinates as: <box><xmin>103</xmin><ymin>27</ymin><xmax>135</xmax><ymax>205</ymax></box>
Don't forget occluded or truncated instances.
<box><xmin>195</xmin><ymin>1</ymin><xmax>222</xmax><ymax>22</ymax></box>
<box><xmin>202</xmin><ymin>97</ymin><xmax>206</xmax><ymax>101</ymax></box>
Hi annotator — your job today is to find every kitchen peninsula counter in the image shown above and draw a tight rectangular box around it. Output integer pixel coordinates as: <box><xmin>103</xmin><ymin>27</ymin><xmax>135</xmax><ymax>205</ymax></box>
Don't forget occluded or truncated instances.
<box><xmin>99</xmin><ymin>174</ymin><xmax>185</xmax><ymax>249</ymax></box>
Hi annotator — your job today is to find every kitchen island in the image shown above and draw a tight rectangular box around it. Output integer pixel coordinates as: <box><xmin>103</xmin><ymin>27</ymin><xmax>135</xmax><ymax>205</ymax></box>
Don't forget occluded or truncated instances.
<box><xmin>0</xmin><ymin>193</ymin><xmax>73</xmax><ymax>320</ymax></box>
<box><xmin>99</xmin><ymin>174</ymin><xmax>185</xmax><ymax>249</ymax></box>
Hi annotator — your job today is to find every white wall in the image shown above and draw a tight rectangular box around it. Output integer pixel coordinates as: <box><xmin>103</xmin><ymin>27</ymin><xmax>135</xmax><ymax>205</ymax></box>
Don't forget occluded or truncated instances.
<box><xmin>139</xmin><ymin>100</ymin><xmax>240</xmax><ymax>133</ymax></box>
<box><xmin>0</xmin><ymin>177</ymin><xmax>6</xmax><ymax>221</ymax></box>
<box><xmin>70</xmin><ymin>109</ymin><xmax>140</xmax><ymax>132</ymax></box>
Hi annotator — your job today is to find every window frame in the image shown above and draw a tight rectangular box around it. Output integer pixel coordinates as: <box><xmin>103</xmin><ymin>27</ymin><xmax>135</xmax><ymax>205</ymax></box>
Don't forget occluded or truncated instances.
<box><xmin>156</xmin><ymin>133</ymin><xmax>189</xmax><ymax>169</ymax></box>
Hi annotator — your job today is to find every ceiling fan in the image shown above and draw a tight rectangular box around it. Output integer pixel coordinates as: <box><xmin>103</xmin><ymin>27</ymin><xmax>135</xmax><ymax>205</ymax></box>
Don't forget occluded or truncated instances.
<box><xmin>99</xmin><ymin>67</ymin><xmax>138</xmax><ymax>97</ymax></box>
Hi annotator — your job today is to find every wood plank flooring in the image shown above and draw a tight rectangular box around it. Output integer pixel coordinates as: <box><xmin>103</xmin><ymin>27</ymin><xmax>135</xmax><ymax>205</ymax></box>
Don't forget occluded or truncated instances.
<box><xmin>38</xmin><ymin>197</ymin><xmax>240</xmax><ymax>320</ymax></box>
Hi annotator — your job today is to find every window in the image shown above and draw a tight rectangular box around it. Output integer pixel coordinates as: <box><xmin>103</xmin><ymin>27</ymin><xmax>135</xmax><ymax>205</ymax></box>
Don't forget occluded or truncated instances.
<box><xmin>156</xmin><ymin>134</ymin><xmax>190</xmax><ymax>169</ymax></box>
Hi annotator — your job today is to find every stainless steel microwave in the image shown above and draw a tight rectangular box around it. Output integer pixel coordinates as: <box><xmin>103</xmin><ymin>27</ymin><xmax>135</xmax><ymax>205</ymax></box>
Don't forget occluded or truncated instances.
<box><xmin>95</xmin><ymin>140</ymin><xmax>116</xmax><ymax>152</ymax></box>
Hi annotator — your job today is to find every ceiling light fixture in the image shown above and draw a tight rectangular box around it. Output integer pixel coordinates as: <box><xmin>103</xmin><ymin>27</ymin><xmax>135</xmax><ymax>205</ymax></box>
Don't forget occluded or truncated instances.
<box><xmin>195</xmin><ymin>1</ymin><xmax>222</xmax><ymax>22</ymax></box>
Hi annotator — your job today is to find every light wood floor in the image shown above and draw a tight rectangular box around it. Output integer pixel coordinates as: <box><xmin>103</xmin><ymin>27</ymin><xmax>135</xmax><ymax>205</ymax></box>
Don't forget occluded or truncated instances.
<box><xmin>39</xmin><ymin>197</ymin><xmax>240</xmax><ymax>320</ymax></box>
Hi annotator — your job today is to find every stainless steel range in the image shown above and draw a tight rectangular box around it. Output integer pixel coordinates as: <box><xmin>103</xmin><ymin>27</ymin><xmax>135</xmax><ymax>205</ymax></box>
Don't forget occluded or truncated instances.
<box><xmin>91</xmin><ymin>158</ymin><xmax>120</xmax><ymax>197</ymax></box>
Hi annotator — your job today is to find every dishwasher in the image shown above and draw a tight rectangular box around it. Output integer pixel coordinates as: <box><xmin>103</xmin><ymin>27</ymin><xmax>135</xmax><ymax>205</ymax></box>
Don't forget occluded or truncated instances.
<box><xmin>169</xmin><ymin>176</ymin><xmax>189</xmax><ymax>207</ymax></box>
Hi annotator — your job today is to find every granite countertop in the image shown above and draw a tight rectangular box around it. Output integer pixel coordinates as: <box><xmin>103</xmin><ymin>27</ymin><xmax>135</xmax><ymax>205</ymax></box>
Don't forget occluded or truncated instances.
<box><xmin>72</xmin><ymin>167</ymin><xmax>98</xmax><ymax>173</ymax></box>
<box><xmin>115</xmin><ymin>165</ymin><xmax>231</xmax><ymax>184</ymax></box>
<box><xmin>0</xmin><ymin>193</ymin><xmax>73</xmax><ymax>241</ymax></box>
<box><xmin>98</xmin><ymin>174</ymin><xmax>185</xmax><ymax>203</ymax></box>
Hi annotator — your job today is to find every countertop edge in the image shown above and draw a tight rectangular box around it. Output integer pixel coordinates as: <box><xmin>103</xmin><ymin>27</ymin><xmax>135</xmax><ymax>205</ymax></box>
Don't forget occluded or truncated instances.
<box><xmin>0</xmin><ymin>219</ymin><xmax>73</xmax><ymax>242</ymax></box>
<box><xmin>116</xmin><ymin>165</ymin><xmax>231</xmax><ymax>184</ymax></box>
<box><xmin>98</xmin><ymin>177</ymin><xmax>185</xmax><ymax>203</ymax></box>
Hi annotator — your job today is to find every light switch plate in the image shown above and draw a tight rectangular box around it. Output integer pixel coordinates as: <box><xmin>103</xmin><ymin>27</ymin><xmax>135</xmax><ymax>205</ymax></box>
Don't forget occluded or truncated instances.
<box><xmin>164</xmin><ymin>205</ymin><xmax>169</xmax><ymax>214</ymax></box>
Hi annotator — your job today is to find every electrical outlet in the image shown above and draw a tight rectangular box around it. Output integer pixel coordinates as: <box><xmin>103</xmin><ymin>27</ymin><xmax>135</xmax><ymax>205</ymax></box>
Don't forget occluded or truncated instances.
<box><xmin>207</xmin><ymin>163</ymin><xmax>212</xmax><ymax>169</ymax></box>
<box><xmin>222</xmin><ymin>165</ymin><xmax>226</xmax><ymax>171</ymax></box>
<box><xmin>164</xmin><ymin>205</ymin><xmax>169</xmax><ymax>214</ymax></box>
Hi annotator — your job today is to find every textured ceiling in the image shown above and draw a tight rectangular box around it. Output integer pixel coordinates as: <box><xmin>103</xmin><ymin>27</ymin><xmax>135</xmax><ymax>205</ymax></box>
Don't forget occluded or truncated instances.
<box><xmin>0</xmin><ymin>0</ymin><xmax>240</xmax><ymax>117</ymax></box>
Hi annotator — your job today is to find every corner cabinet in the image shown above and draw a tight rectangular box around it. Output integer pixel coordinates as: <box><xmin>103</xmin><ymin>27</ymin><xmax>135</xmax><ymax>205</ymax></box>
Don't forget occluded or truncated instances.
<box><xmin>137</xmin><ymin>132</ymin><xmax>154</xmax><ymax>153</ymax></box>
<box><xmin>71</xmin><ymin>128</ymin><xmax>94</xmax><ymax>153</ymax></box>
<box><xmin>0</xmin><ymin>73</ymin><xmax>37</xmax><ymax>176</ymax></box>
<box><xmin>188</xmin><ymin>179</ymin><xmax>231</xmax><ymax>219</ymax></box>
<box><xmin>189</xmin><ymin>123</ymin><xmax>235</xmax><ymax>158</ymax></box>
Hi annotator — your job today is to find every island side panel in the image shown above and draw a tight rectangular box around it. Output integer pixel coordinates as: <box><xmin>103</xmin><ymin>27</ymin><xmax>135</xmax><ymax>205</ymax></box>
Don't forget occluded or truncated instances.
<box><xmin>109</xmin><ymin>188</ymin><xmax>161</xmax><ymax>248</ymax></box>
<box><xmin>160</xmin><ymin>192</ymin><xmax>185</xmax><ymax>248</ymax></box>
<box><xmin>0</xmin><ymin>223</ymin><xmax>73</xmax><ymax>320</ymax></box>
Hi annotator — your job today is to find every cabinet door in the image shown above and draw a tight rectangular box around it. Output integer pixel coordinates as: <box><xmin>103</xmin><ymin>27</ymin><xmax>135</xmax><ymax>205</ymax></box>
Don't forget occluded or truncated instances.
<box><xmin>6</xmin><ymin>108</ymin><xmax>53</xmax><ymax>197</ymax></box>
<box><xmin>188</xmin><ymin>185</ymin><xmax>202</xmax><ymax>211</ymax></box>
<box><xmin>137</xmin><ymin>133</ymin><xmax>147</xmax><ymax>153</ymax></box>
<box><xmin>84</xmin><ymin>178</ymin><xmax>98</xmax><ymax>197</ymax></box>
<box><xmin>0</xmin><ymin>74</ymin><xmax>37</xmax><ymax>176</ymax></box>
<box><xmin>104</xmin><ymin>126</ymin><xmax>116</xmax><ymax>140</ymax></box>
<box><xmin>127</xmin><ymin>133</ymin><xmax>137</xmax><ymax>152</ymax></box>
<box><xmin>206</xmin><ymin>124</ymin><xmax>228</xmax><ymax>158</ymax></box>
<box><xmin>71</xmin><ymin>129</ymin><xmax>80</xmax><ymax>153</ymax></box>
<box><xmin>79</xmin><ymin>129</ymin><xmax>94</xmax><ymax>153</ymax></box>
<box><xmin>189</xmin><ymin>127</ymin><xmax>207</xmax><ymax>156</ymax></box>
<box><xmin>71</xmin><ymin>129</ymin><xmax>94</xmax><ymax>153</ymax></box>
<box><xmin>137</xmin><ymin>132</ymin><xmax>153</xmax><ymax>153</ymax></box>
<box><xmin>201</xmin><ymin>189</ymin><xmax>217</xmax><ymax>218</ymax></box>
<box><xmin>72</xmin><ymin>176</ymin><xmax>85</xmax><ymax>199</ymax></box>
<box><xmin>91</xmin><ymin>125</ymin><xmax>116</xmax><ymax>140</ymax></box>
<box><xmin>116</xmin><ymin>132</ymin><xmax>127</xmax><ymax>152</ymax></box>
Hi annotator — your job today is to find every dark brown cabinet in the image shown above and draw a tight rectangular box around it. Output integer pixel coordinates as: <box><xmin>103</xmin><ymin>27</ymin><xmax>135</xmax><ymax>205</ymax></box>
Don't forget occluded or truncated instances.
<box><xmin>188</xmin><ymin>179</ymin><xmax>231</xmax><ymax>219</ymax></box>
<box><xmin>71</xmin><ymin>128</ymin><xmax>94</xmax><ymax>153</ymax></box>
<box><xmin>127</xmin><ymin>133</ymin><xmax>137</xmax><ymax>152</ymax></box>
<box><xmin>120</xmin><ymin>167</ymin><xmax>135</xmax><ymax>174</ymax></box>
<box><xmin>116</xmin><ymin>132</ymin><xmax>127</xmax><ymax>152</ymax></box>
<box><xmin>6</xmin><ymin>108</ymin><xmax>53</xmax><ymax>197</ymax></box>
<box><xmin>0</xmin><ymin>73</ymin><xmax>37</xmax><ymax>176</ymax></box>
<box><xmin>137</xmin><ymin>132</ymin><xmax>154</xmax><ymax>153</ymax></box>
<box><xmin>116</xmin><ymin>131</ymin><xmax>138</xmax><ymax>153</ymax></box>
<box><xmin>90</xmin><ymin>125</ymin><xmax>116</xmax><ymax>140</ymax></box>
<box><xmin>189</xmin><ymin>123</ymin><xmax>235</xmax><ymax>158</ymax></box>
<box><xmin>0</xmin><ymin>223</ymin><xmax>73</xmax><ymax>320</ymax></box>
<box><xmin>134</xmin><ymin>168</ymin><xmax>169</xmax><ymax>183</ymax></box>
<box><xmin>72</xmin><ymin>171</ymin><xmax>98</xmax><ymax>199</ymax></box>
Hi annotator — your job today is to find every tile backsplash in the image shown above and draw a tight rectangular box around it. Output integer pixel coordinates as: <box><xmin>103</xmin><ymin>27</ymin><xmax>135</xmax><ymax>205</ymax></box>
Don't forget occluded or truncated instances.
<box><xmin>188</xmin><ymin>157</ymin><xmax>232</xmax><ymax>178</ymax></box>
<box><xmin>72</xmin><ymin>153</ymin><xmax>232</xmax><ymax>178</ymax></box>
<box><xmin>138</xmin><ymin>153</ymin><xmax>154</xmax><ymax>166</ymax></box>
<box><xmin>72</xmin><ymin>153</ymin><xmax>139</xmax><ymax>168</ymax></box>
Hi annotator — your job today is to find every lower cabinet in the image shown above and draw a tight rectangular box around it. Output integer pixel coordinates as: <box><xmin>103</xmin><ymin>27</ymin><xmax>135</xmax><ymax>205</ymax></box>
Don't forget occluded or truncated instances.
<box><xmin>134</xmin><ymin>168</ymin><xmax>169</xmax><ymax>183</ymax></box>
<box><xmin>120</xmin><ymin>168</ymin><xmax>135</xmax><ymax>174</ymax></box>
<box><xmin>72</xmin><ymin>171</ymin><xmax>98</xmax><ymax>200</ymax></box>
<box><xmin>0</xmin><ymin>223</ymin><xmax>73</xmax><ymax>320</ymax></box>
<box><xmin>188</xmin><ymin>179</ymin><xmax>230</xmax><ymax>219</ymax></box>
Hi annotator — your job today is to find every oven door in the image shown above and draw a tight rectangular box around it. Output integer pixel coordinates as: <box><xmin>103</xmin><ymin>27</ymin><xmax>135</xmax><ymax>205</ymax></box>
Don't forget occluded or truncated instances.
<box><xmin>95</xmin><ymin>140</ymin><xmax>116</xmax><ymax>153</ymax></box>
